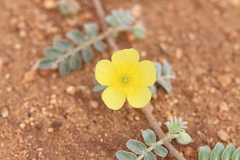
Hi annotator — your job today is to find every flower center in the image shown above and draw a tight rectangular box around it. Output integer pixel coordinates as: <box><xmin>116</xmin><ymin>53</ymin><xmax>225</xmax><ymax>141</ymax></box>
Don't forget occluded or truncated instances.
<box><xmin>122</xmin><ymin>76</ymin><xmax>130</xmax><ymax>83</ymax></box>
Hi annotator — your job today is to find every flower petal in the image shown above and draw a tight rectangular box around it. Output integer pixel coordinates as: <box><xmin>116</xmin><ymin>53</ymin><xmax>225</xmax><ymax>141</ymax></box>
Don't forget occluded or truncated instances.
<box><xmin>102</xmin><ymin>85</ymin><xmax>126</xmax><ymax>110</ymax></box>
<box><xmin>132</xmin><ymin>60</ymin><xmax>156</xmax><ymax>86</ymax></box>
<box><xmin>95</xmin><ymin>60</ymin><xmax>118</xmax><ymax>86</ymax></box>
<box><xmin>127</xmin><ymin>85</ymin><xmax>152</xmax><ymax>108</ymax></box>
<box><xmin>111</xmin><ymin>48</ymin><xmax>140</xmax><ymax>73</ymax></box>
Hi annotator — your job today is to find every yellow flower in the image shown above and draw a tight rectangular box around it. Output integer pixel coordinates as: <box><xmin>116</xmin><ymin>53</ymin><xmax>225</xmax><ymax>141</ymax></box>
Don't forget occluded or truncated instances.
<box><xmin>95</xmin><ymin>48</ymin><xmax>156</xmax><ymax>110</ymax></box>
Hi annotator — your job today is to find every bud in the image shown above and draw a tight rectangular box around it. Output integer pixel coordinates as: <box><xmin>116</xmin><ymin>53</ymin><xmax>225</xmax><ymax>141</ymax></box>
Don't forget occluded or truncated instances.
<box><xmin>132</xmin><ymin>25</ymin><xmax>146</xmax><ymax>39</ymax></box>
<box><xmin>176</xmin><ymin>132</ymin><xmax>193</xmax><ymax>145</ymax></box>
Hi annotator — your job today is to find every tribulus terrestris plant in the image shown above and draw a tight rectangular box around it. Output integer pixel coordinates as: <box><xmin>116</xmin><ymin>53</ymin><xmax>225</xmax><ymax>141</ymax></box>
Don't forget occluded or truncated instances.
<box><xmin>37</xmin><ymin>0</ymin><xmax>240</xmax><ymax>159</ymax></box>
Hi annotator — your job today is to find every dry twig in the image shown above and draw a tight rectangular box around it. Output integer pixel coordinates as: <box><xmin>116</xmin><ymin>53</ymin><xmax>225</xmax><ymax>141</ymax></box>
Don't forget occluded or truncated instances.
<box><xmin>92</xmin><ymin>0</ymin><xmax>118</xmax><ymax>52</ymax></box>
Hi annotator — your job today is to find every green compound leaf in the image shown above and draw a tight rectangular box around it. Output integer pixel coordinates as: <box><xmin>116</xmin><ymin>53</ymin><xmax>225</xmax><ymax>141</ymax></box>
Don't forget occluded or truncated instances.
<box><xmin>142</xmin><ymin>129</ymin><xmax>156</xmax><ymax>146</ymax></box>
<box><xmin>156</xmin><ymin>79</ymin><xmax>172</xmax><ymax>94</ymax></box>
<box><xmin>132</xmin><ymin>25</ymin><xmax>146</xmax><ymax>39</ymax></box>
<box><xmin>153</xmin><ymin>62</ymin><xmax>162</xmax><ymax>78</ymax></box>
<box><xmin>59</xmin><ymin>59</ymin><xmax>70</xmax><ymax>76</ymax></box>
<box><xmin>210</xmin><ymin>142</ymin><xmax>224</xmax><ymax>160</ymax></box>
<box><xmin>154</xmin><ymin>145</ymin><xmax>168</xmax><ymax>158</ymax></box>
<box><xmin>116</xmin><ymin>151</ymin><xmax>137</xmax><ymax>160</ymax></box>
<box><xmin>39</xmin><ymin>59</ymin><xmax>56</xmax><ymax>70</ymax></box>
<box><xmin>144</xmin><ymin>151</ymin><xmax>156</xmax><ymax>160</ymax></box>
<box><xmin>199</xmin><ymin>146</ymin><xmax>211</xmax><ymax>160</ymax></box>
<box><xmin>82</xmin><ymin>46</ymin><xmax>94</xmax><ymax>63</ymax></box>
<box><xmin>84</xmin><ymin>23</ymin><xmax>98</xmax><ymax>38</ymax></box>
<box><xmin>93</xmin><ymin>84</ymin><xmax>107</xmax><ymax>92</ymax></box>
<box><xmin>126</xmin><ymin>140</ymin><xmax>147</xmax><ymax>154</ymax></box>
<box><xmin>232</xmin><ymin>147</ymin><xmax>240</xmax><ymax>160</ymax></box>
<box><xmin>221</xmin><ymin>143</ymin><xmax>235</xmax><ymax>160</ymax></box>
<box><xmin>93</xmin><ymin>40</ymin><xmax>106</xmax><ymax>52</ymax></box>
<box><xmin>53</xmin><ymin>39</ymin><xmax>74</xmax><ymax>52</ymax></box>
<box><xmin>148</xmin><ymin>85</ymin><xmax>157</xmax><ymax>96</ymax></box>
<box><xmin>162</xmin><ymin>60</ymin><xmax>171</xmax><ymax>76</ymax></box>
<box><xmin>69</xmin><ymin>52</ymin><xmax>82</xmax><ymax>70</ymax></box>
<box><xmin>66</xmin><ymin>30</ymin><xmax>85</xmax><ymax>45</ymax></box>
<box><xmin>165</xmin><ymin>117</ymin><xmax>187</xmax><ymax>134</ymax></box>
<box><xmin>105</xmin><ymin>9</ymin><xmax>134</xmax><ymax>28</ymax></box>
<box><xmin>43</xmin><ymin>47</ymin><xmax>64</xmax><ymax>59</ymax></box>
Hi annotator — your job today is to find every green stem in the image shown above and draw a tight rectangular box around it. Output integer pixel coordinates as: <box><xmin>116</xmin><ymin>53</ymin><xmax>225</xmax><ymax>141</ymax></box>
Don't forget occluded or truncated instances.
<box><xmin>53</xmin><ymin>26</ymin><xmax>134</xmax><ymax>65</ymax></box>
<box><xmin>136</xmin><ymin>134</ymin><xmax>179</xmax><ymax>160</ymax></box>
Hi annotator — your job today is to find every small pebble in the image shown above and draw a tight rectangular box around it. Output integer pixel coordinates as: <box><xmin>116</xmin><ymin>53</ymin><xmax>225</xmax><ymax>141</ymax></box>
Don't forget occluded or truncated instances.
<box><xmin>188</xmin><ymin>32</ymin><xmax>195</xmax><ymax>40</ymax></box>
<box><xmin>219</xmin><ymin>102</ymin><xmax>229</xmax><ymax>112</ymax></box>
<box><xmin>29</xmin><ymin>107</ymin><xmax>35</xmax><ymax>113</ymax></box>
<box><xmin>48</xmin><ymin>128</ymin><xmax>54</xmax><ymax>133</ymax></box>
<box><xmin>82</xmin><ymin>12</ymin><xmax>94</xmax><ymax>21</ymax></box>
<box><xmin>66</xmin><ymin>86</ymin><xmax>76</xmax><ymax>95</ymax></box>
<box><xmin>17</xmin><ymin>22</ymin><xmax>26</xmax><ymax>29</ymax></box>
<box><xmin>9</xmin><ymin>17</ymin><xmax>18</xmax><ymax>26</ymax></box>
<box><xmin>52</xmin><ymin>121</ymin><xmax>62</xmax><ymax>129</ymax></box>
<box><xmin>19</xmin><ymin>30</ymin><xmax>27</xmax><ymax>38</ymax></box>
<box><xmin>166</xmin><ymin>111</ymin><xmax>173</xmax><ymax>120</ymax></box>
<box><xmin>135</xmin><ymin>116</ymin><xmax>140</xmax><ymax>121</ymax></box>
<box><xmin>1</xmin><ymin>107</ymin><xmax>9</xmax><ymax>118</ymax></box>
<box><xmin>183</xmin><ymin>146</ymin><xmax>193</xmax><ymax>157</ymax></box>
<box><xmin>175</xmin><ymin>48</ymin><xmax>183</xmax><ymax>59</ymax></box>
<box><xmin>19</xmin><ymin>123</ymin><xmax>26</xmax><ymax>129</ymax></box>
<box><xmin>5</xmin><ymin>73</ymin><xmax>10</xmax><ymax>80</ymax></box>
<box><xmin>49</xmin><ymin>99</ymin><xmax>57</xmax><ymax>105</ymax></box>
<box><xmin>131</xmin><ymin>4</ymin><xmax>142</xmax><ymax>18</ymax></box>
<box><xmin>14</xmin><ymin>43</ymin><xmax>22</xmax><ymax>50</ymax></box>
<box><xmin>37</xmin><ymin>148</ymin><xmax>43</xmax><ymax>151</ymax></box>
<box><xmin>140</xmin><ymin>51</ymin><xmax>147</xmax><ymax>57</ymax></box>
<box><xmin>23</xmin><ymin>71</ymin><xmax>34</xmax><ymax>82</ymax></box>
<box><xmin>233</xmin><ymin>43</ymin><xmax>240</xmax><ymax>51</ymax></box>
<box><xmin>217</xmin><ymin>75</ymin><xmax>232</xmax><ymax>87</ymax></box>
<box><xmin>38</xmin><ymin>151</ymin><xmax>44</xmax><ymax>158</ymax></box>
<box><xmin>90</xmin><ymin>100</ymin><xmax>99</xmax><ymax>108</ymax></box>
<box><xmin>217</xmin><ymin>129</ymin><xmax>230</xmax><ymax>141</ymax></box>
<box><xmin>48</xmin><ymin>105</ymin><xmax>53</xmax><ymax>109</ymax></box>
<box><xmin>43</xmin><ymin>0</ymin><xmax>56</xmax><ymax>9</ymax></box>
<box><xmin>127</xmin><ymin>33</ymin><xmax>136</xmax><ymax>42</ymax></box>
<box><xmin>236</xmin><ymin>78</ymin><xmax>240</xmax><ymax>84</ymax></box>
<box><xmin>51</xmin><ymin>94</ymin><xmax>57</xmax><ymax>99</ymax></box>
<box><xmin>173</xmin><ymin>98</ymin><xmax>179</xmax><ymax>104</ymax></box>
<box><xmin>231</xmin><ymin>0</ymin><xmax>240</xmax><ymax>6</ymax></box>
<box><xmin>6</xmin><ymin>87</ymin><xmax>12</xmax><ymax>92</ymax></box>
